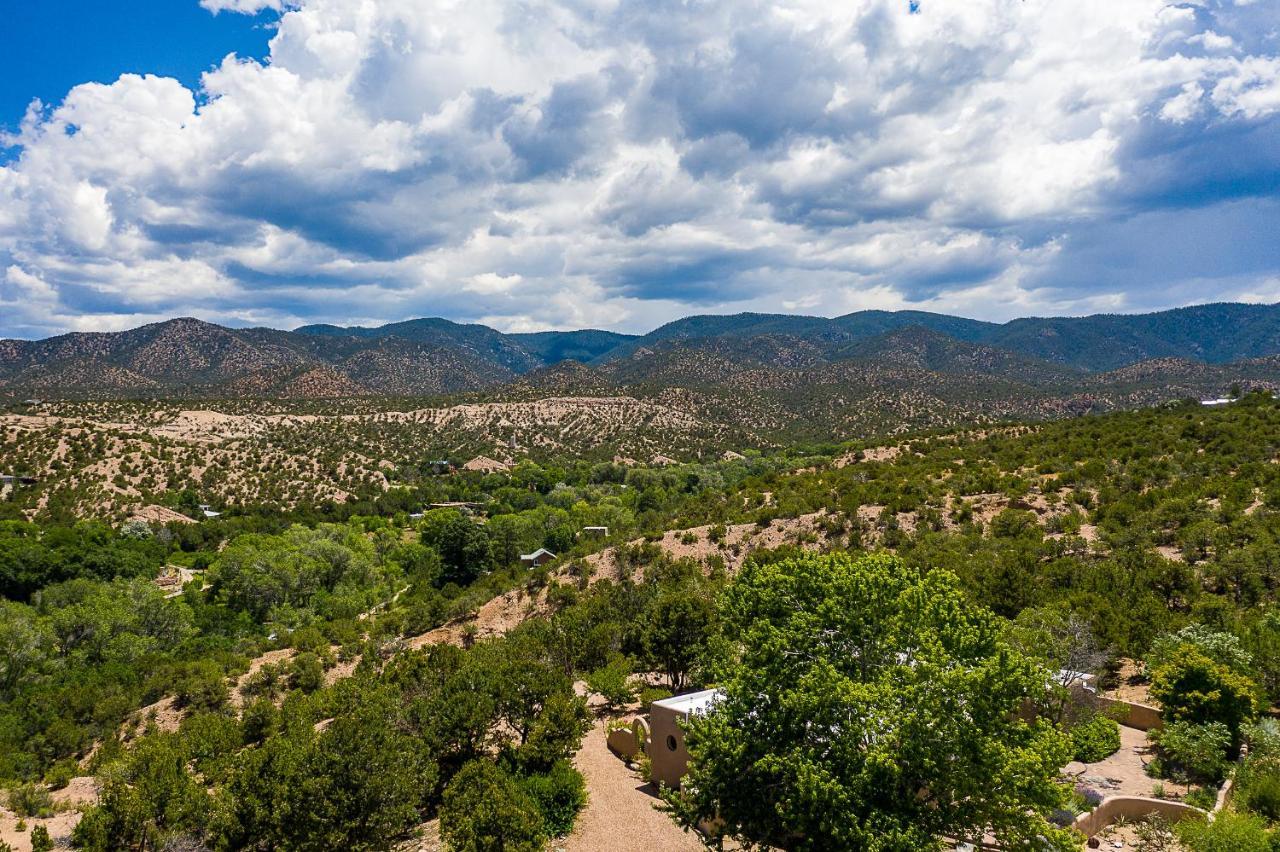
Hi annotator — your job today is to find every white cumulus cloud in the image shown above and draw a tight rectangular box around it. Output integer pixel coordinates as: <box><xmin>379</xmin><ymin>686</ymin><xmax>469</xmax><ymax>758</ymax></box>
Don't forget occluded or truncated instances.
<box><xmin>0</xmin><ymin>0</ymin><xmax>1278</xmax><ymax>338</ymax></box>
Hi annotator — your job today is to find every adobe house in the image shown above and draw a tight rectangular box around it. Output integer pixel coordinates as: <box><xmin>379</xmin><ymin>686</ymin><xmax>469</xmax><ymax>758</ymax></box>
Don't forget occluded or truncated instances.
<box><xmin>520</xmin><ymin>548</ymin><xmax>556</xmax><ymax>568</ymax></box>
<box><xmin>648</xmin><ymin>689</ymin><xmax>722</xmax><ymax>789</ymax></box>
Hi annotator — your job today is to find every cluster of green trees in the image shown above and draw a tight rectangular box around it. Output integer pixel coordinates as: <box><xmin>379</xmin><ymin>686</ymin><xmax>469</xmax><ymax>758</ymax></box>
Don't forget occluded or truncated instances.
<box><xmin>8</xmin><ymin>396</ymin><xmax>1280</xmax><ymax>848</ymax></box>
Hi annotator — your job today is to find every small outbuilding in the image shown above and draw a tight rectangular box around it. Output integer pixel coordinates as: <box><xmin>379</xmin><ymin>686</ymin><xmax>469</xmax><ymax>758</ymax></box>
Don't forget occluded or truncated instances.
<box><xmin>520</xmin><ymin>548</ymin><xmax>557</xmax><ymax>568</ymax></box>
<box><xmin>581</xmin><ymin>525</ymin><xmax>609</xmax><ymax>539</ymax></box>
<box><xmin>648</xmin><ymin>689</ymin><xmax>723</xmax><ymax>789</ymax></box>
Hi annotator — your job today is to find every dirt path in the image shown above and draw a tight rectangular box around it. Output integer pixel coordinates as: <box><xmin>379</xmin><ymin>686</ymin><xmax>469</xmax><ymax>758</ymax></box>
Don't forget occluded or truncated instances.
<box><xmin>564</xmin><ymin>721</ymin><xmax>704</xmax><ymax>852</ymax></box>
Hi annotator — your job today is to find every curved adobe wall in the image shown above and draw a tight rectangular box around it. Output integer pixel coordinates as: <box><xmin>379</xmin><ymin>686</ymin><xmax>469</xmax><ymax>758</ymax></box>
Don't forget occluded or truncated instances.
<box><xmin>1073</xmin><ymin>796</ymin><xmax>1204</xmax><ymax>838</ymax></box>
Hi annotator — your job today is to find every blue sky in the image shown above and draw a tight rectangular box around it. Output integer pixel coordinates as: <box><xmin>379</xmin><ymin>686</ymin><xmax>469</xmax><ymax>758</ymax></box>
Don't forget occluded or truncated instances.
<box><xmin>1</xmin><ymin>0</ymin><xmax>1279</xmax><ymax>338</ymax></box>
<box><xmin>1</xmin><ymin>2</ymin><xmax>277</xmax><ymax>145</ymax></box>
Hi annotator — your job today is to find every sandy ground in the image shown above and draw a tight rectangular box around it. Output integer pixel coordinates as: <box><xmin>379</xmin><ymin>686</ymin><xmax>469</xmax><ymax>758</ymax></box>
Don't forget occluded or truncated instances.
<box><xmin>405</xmin><ymin>585</ymin><xmax>549</xmax><ymax>650</ymax></box>
<box><xmin>564</xmin><ymin>719</ymin><xmax>704</xmax><ymax>852</ymax></box>
<box><xmin>129</xmin><ymin>504</ymin><xmax>196</xmax><ymax>525</ymax></box>
<box><xmin>229</xmin><ymin>648</ymin><xmax>296</xmax><ymax>709</ymax></box>
<box><xmin>1105</xmin><ymin>660</ymin><xmax>1156</xmax><ymax>707</ymax></box>
<box><xmin>0</xmin><ymin>777</ymin><xmax>96</xmax><ymax>851</ymax></box>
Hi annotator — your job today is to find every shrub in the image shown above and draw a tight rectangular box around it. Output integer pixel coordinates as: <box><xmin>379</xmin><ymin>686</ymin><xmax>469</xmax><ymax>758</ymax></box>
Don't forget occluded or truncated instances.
<box><xmin>1073</xmin><ymin>783</ymin><xmax>1104</xmax><ymax>808</ymax></box>
<box><xmin>1185</xmin><ymin>786</ymin><xmax>1217</xmax><ymax>810</ymax></box>
<box><xmin>440</xmin><ymin>761</ymin><xmax>544</xmax><ymax>852</ymax></box>
<box><xmin>29</xmin><ymin>825</ymin><xmax>52</xmax><ymax>852</ymax></box>
<box><xmin>1238</xmin><ymin>761</ymin><xmax>1280</xmax><ymax>822</ymax></box>
<box><xmin>44</xmin><ymin>758</ymin><xmax>77</xmax><ymax>791</ymax></box>
<box><xmin>520</xmin><ymin>761</ymin><xmax>588</xmax><ymax>837</ymax></box>
<box><xmin>172</xmin><ymin>660</ymin><xmax>230</xmax><ymax>711</ymax></box>
<box><xmin>1071</xmin><ymin>715</ymin><xmax>1122</xmax><ymax>762</ymax></box>
<box><xmin>1151</xmin><ymin>647</ymin><xmax>1258</xmax><ymax>743</ymax></box>
<box><xmin>1155</xmin><ymin>721</ymin><xmax>1232</xmax><ymax>783</ymax></box>
<box><xmin>240</xmin><ymin>698</ymin><xmax>278</xmax><ymax>744</ymax></box>
<box><xmin>289</xmin><ymin>652</ymin><xmax>325</xmax><ymax>694</ymax></box>
<box><xmin>638</xmin><ymin>686</ymin><xmax>672</xmax><ymax>712</ymax></box>
<box><xmin>6</xmin><ymin>784</ymin><xmax>53</xmax><ymax>819</ymax></box>
<box><xmin>1247</xmin><ymin>719</ymin><xmax>1280</xmax><ymax>760</ymax></box>
<box><xmin>1177</xmin><ymin>811</ymin><xmax>1273</xmax><ymax>852</ymax></box>
<box><xmin>585</xmin><ymin>657</ymin><xmax>636</xmax><ymax>711</ymax></box>
<box><xmin>240</xmin><ymin>662</ymin><xmax>285</xmax><ymax>700</ymax></box>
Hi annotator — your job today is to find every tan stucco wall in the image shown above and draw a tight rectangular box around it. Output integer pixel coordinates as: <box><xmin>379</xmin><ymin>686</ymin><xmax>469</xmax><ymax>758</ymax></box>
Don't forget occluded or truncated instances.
<box><xmin>1073</xmin><ymin>796</ymin><xmax>1204</xmax><ymax>838</ymax></box>
<box><xmin>1094</xmin><ymin>695</ymin><xmax>1163</xmax><ymax>730</ymax></box>
<box><xmin>607</xmin><ymin>718</ymin><xmax>648</xmax><ymax>759</ymax></box>
<box><xmin>648</xmin><ymin>703</ymin><xmax>692</xmax><ymax>789</ymax></box>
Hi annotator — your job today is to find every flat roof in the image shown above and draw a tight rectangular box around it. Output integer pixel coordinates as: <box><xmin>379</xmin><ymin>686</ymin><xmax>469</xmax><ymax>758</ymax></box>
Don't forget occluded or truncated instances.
<box><xmin>652</xmin><ymin>688</ymin><xmax>723</xmax><ymax>716</ymax></box>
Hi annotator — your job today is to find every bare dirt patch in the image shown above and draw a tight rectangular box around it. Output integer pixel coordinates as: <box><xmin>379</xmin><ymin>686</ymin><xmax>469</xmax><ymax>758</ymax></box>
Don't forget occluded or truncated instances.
<box><xmin>1104</xmin><ymin>659</ymin><xmax>1156</xmax><ymax>708</ymax></box>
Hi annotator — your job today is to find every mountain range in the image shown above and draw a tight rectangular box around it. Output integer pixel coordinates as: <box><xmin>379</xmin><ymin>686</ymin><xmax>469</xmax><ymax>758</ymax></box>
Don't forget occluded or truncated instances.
<box><xmin>4</xmin><ymin>303</ymin><xmax>1280</xmax><ymax>436</ymax></box>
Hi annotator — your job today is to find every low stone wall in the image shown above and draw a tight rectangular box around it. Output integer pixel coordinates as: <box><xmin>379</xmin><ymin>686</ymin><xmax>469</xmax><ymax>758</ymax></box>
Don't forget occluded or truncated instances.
<box><xmin>1095</xmin><ymin>695</ymin><xmax>1163</xmax><ymax>731</ymax></box>
<box><xmin>1073</xmin><ymin>796</ymin><xmax>1204</xmax><ymax>838</ymax></box>
<box><xmin>606</xmin><ymin>718</ymin><xmax>649</xmax><ymax>760</ymax></box>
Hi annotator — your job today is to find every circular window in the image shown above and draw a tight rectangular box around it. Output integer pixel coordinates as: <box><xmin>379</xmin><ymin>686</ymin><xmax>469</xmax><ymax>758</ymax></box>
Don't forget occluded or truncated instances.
<box><xmin>666</xmin><ymin>735</ymin><xmax>678</xmax><ymax>752</ymax></box>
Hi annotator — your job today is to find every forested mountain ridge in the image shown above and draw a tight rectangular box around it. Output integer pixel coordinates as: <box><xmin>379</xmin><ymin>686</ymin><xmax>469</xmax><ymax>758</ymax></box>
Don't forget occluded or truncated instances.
<box><xmin>4</xmin><ymin>303</ymin><xmax>1280</xmax><ymax>401</ymax></box>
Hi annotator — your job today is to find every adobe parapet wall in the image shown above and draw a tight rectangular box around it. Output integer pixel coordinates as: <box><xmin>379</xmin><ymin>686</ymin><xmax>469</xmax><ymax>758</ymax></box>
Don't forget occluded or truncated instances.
<box><xmin>1094</xmin><ymin>695</ymin><xmax>1163</xmax><ymax>731</ymax></box>
<box><xmin>1073</xmin><ymin>796</ymin><xmax>1205</xmax><ymax>838</ymax></box>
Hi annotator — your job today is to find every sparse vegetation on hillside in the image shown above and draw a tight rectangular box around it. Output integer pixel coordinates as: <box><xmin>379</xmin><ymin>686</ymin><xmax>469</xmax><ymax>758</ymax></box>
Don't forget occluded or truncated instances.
<box><xmin>4</xmin><ymin>394</ymin><xmax>1280</xmax><ymax>848</ymax></box>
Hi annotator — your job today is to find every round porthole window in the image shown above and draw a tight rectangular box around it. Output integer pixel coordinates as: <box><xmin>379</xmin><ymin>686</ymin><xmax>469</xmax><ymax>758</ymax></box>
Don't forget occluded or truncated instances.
<box><xmin>666</xmin><ymin>735</ymin><xmax>678</xmax><ymax>752</ymax></box>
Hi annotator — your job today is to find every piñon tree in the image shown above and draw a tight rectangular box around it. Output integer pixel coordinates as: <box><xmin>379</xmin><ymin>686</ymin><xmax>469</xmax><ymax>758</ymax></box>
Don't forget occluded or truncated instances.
<box><xmin>671</xmin><ymin>552</ymin><xmax>1076</xmax><ymax>851</ymax></box>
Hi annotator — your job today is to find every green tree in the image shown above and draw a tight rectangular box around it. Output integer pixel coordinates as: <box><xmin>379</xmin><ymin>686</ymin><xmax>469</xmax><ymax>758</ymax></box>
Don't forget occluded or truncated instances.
<box><xmin>641</xmin><ymin>583</ymin><xmax>717</xmax><ymax>692</ymax></box>
<box><xmin>1151</xmin><ymin>646</ymin><xmax>1258</xmax><ymax>744</ymax></box>
<box><xmin>73</xmin><ymin>734</ymin><xmax>212</xmax><ymax>851</ymax></box>
<box><xmin>0</xmin><ymin>601</ymin><xmax>50</xmax><ymax>700</ymax></box>
<box><xmin>29</xmin><ymin>824</ymin><xmax>52</xmax><ymax>852</ymax></box>
<box><xmin>1154</xmin><ymin>720</ymin><xmax>1231</xmax><ymax>783</ymax></box>
<box><xmin>424</xmin><ymin>513</ymin><xmax>492</xmax><ymax>587</ymax></box>
<box><xmin>671</xmin><ymin>552</ymin><xmax>1075</xmax><ymax>852</ymax></box>
<box><xmin>440</xmin><ymin>761</ymin><xmax>544</xmax><ymax>852</ymax></box>
<box><xmin>584</xmin><ymin>656</ymin><xmax>637</xmax><ymax>712</ymax></box>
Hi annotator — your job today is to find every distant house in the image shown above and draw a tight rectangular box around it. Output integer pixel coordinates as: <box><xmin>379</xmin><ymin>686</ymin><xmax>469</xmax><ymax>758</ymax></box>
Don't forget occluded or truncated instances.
<box><xmin>520</xmin><ymin>548</ymin><xmax>557</xmax><ymax>568</ymax></box>
<box><xmin>651</xmin><ymin>454</ymin><xmax>680</xmax><ymax>467</ymax></box>
<box><xmin>463</xmin><ymin>455</ymin><xmax>512</xmax><ymax>474</ymax></box>
<box><xmin>22</xmin><ymin>399</ymin><xmax>43</xmax><ymax>407</ymax></box>
<box><xmin>428</xmin><ymin>460</ymin><xmax>456</xmax><ymax>475</ymax></box>
<box><xmin>722</xmin><ymin>450</ymin><xmax>746</xmax><ymax>461</ymax></box>
<box><xmin>427</xmin><ymin>501</ymin><xmax>485</xmax><ymax>514</ymax></box>
<box><xmin>198</xmin><ymin>504</ymin><xmax>222</xmax><ymax>518</ymax></box>
<box><xmin>1201</xmin><ymin>398</ymin><xmax>1233</xmax><ymax>407</ymax></box>
<box><xmin>581</xmin><ymin>526</ymin><xmax>609</xmax><ymax>539</ymax></box>
<box><xmin>0</xmin><ymin>474</ymin><xmax>14</xmax><ymax>486</ymax></box>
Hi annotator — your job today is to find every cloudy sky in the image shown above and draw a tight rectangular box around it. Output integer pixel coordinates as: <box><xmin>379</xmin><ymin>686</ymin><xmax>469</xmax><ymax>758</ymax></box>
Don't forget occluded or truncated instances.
<box><xmin>1</xmin><ymin>0</ymin><xmax>1278</xmax><ymax>339</ymax></box>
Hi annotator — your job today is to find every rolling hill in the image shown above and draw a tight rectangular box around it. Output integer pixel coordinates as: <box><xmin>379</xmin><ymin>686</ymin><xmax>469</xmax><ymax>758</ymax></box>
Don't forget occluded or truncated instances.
<box><xmin>3</xmin><ymin>305</ymin><xmax>1280</xmax><ymax>434</ymax></box>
